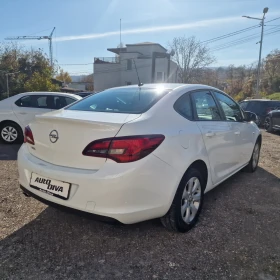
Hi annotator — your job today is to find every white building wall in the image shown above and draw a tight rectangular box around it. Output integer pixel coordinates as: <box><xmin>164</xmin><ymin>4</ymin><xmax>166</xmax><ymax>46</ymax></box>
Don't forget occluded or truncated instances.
<box><xmin>94</xmin><ymin>44</ymin><xmax>179</xmax><ymax>91</ymax></box>
<box><xmin>94</xmin><ymin>63</ymin><xmax>121</xmax><ymax>92</ymax></box>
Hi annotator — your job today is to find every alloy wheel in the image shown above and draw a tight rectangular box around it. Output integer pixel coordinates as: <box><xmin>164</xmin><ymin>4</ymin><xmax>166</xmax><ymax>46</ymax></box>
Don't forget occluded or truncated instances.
<box><xmin>181</xmin><ymin>177</ymin><xmax>202</xmax><ymax>224</ymax></box>
<box><xmin>1</xmin><ymin>126</ymin><xmax>18</xmax><ymax>142</ymax></box>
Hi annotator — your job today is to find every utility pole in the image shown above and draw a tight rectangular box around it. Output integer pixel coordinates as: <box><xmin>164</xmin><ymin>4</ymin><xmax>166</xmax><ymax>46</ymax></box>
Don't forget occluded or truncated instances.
<box><xmin>6</xmin><ymin>74</ymin><xmax>9</xmax><ymax>98</ymax></box>
<box><xmin>243</xmin><ymin>7</ymin><xmax>269</xmax><ymax>98</ymax></box>
<box><xmin>0</xmin><ymin>71</ymin><xmax>20</xmax><ymax>98</ymax></box>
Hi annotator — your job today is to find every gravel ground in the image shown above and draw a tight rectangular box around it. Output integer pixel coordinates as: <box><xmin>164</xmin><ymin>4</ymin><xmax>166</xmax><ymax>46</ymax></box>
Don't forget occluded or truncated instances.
<box><xmin>0</xmin><ymin>131</ymin><xmax>280</xmax><ymax>280</ymax></box>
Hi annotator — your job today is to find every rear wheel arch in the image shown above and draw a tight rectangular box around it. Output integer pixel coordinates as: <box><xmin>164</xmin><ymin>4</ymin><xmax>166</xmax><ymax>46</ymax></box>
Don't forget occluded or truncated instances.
<box><xmin>176</xmin><ymin>160</ymin><xmax>208</xmax><ymax>196</ymax></box>
<box><xmin>161</xmin><ymin>160</ymin><xmax>208</xmax><ymax>232</ymax></box>
<box><xmin>187</xmin><ymin>160</ymin><xmax>208</xmax><ymax>189</ymax></box>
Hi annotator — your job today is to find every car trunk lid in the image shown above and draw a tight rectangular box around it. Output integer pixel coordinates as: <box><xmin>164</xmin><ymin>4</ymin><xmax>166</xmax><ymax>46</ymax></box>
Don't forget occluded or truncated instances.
<box><xmin>28</xmin><ymin>110</ymin><xmax>140</xmax><ymax>169</ymax></box>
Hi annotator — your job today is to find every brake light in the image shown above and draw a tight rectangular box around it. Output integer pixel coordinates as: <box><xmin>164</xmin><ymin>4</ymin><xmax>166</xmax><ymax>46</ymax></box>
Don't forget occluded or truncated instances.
<box><xmin>24</xmin><ymin>126</ymin><xmax>35</xmax><ymax>145</ymax></box>
<box><xmin>83</xmin><ymin>135</ymin><xmax>165</xmax><ymax>163</ymax></box>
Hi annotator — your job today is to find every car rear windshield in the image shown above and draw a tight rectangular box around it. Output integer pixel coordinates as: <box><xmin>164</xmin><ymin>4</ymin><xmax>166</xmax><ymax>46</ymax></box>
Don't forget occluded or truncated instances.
<box><xmin>66</xmin><ymin>87</ymin><xmax>170</xmax><ymax>114</ymax></box>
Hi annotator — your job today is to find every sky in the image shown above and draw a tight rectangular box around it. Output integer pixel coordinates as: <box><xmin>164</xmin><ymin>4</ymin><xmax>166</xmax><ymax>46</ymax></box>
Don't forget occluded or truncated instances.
<box><xmin>0</xmin><ymin>0</ymin><xmax>280</xmax><ymax>76</ymax></box>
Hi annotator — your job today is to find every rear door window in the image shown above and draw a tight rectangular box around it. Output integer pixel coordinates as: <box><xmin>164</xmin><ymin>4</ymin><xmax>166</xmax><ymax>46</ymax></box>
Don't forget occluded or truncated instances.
<box><xmin>67</xmin><ymin>87</ymin><xmax>170</xmax><ymax>114</ymax></box>
<box><xmin>15</xmin><ymin>95</ymin><xmax>49</xmax><ymax>109</ymax></box>
<box><xmin>192</xmin><ymin>91</ymin><xmax>221</xmax><ymax>121</ymax></box>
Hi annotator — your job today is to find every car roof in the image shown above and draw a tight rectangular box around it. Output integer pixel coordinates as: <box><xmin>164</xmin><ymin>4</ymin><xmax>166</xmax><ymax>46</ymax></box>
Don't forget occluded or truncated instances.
<box><xmin>16</xmin><ymin>92</ymin><xmax>81</xmax><ymax>99</ymax></box>
<box><xmin>109</xmin><ymin>83</ymin><xmax>219</xmax><ymax>92</ymax></box>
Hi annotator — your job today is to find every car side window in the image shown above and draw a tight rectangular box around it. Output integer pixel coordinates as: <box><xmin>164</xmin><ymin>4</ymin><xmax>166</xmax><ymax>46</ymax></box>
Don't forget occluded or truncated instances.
<box><xmin>53</xmin><ymin>96</ymin><xmax>75</xmax><ymax>109</ymax></box>
<box><xmin>15</xmin><ymin>96</ymin><xmax>32</xmax><ymax>107</ymax></box>
<box><xmin>15</xmin><ymin>95</ymin><xmax>49</xmax><ymax>108</ymax></box>
<box><xmin>65</xmin><ymin>97</ymin><xmax>76</xmax><ymax>105</ymax></box>
<box><xmin>213</xmin><ymin>91</ymin><xmax>243</xmax><ymax>122</ymax></box>
<box><xmin>192</xmin><ymin>91</ymin><xmax>221</xmax><ymax>121</ymax></box>
<box><xmin>37</xmin><ymin>96</ymin><xmax>48</xmax><ymax>108</ymax></box>
<box><xmin>173</xmin><ymin>93</ymin><xmax>193</xmax><ymax>120</ymax></box>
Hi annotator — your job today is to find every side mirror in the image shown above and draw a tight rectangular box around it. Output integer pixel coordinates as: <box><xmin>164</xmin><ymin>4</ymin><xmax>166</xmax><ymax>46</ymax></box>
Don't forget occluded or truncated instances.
<box><xmin>244</xmin><ymin>111</ymin><xmax>258</xmax><ymax>123</ymax></box>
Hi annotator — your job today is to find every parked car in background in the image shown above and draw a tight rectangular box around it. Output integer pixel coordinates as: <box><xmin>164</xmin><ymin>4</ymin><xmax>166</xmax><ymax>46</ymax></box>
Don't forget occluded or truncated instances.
<box><xmin>76</xmin><ymin>92</ymin><xmax>94</xmax><ymax>98</ymax></box>
<box><xmin>18</xmin><ymin>84</ymin><xmax>261</xmax><ymax>232</ymax></box>
<box><xmin>264</xmin><ymin>108</ymin><xmax>280</xmax><ymax>132</ymax></box>
<box><xmin>239</xmin><ymin>99</ymin><xmax>280</xmax><ymax>126</ymax></box>
<box><xmin>0</xmin><ymin>92</ymin><xmax>81</xmax><ymax>144</ymax></box>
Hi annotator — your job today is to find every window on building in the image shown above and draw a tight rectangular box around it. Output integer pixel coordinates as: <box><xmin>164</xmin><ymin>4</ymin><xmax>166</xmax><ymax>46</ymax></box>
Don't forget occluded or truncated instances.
<box><xmin>156</xmin><ymin>72</ymin><xmax>165</xmax><ymax>82</ymax></box>
<box><xmin>127</xmin><ymin>59</ymin><xmax>132</xmax><ymax>70</ymax></box>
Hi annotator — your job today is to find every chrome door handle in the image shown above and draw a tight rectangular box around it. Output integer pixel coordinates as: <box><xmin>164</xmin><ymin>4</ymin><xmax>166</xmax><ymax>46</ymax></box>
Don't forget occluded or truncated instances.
<box><xmin>234</xmin><ymin>131</ymin><xmax>240</xmax><ymax>135</ymax></box>
<box><xmin>205</xmin><ymin>132</ymin><xmax>215</xmax><ymax>137</ymax></box>
<box><xmin>19</xmin><ymin>112</ymin><xmax>27</xmax><ymax>115</ymax></box>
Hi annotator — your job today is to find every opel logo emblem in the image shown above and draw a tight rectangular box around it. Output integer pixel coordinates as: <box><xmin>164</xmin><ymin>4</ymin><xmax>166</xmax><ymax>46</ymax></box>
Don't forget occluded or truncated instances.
<box><xmin>49</xmin><ymin>130</ymin><xmax>59</xmax><ymax>143</ymax></box>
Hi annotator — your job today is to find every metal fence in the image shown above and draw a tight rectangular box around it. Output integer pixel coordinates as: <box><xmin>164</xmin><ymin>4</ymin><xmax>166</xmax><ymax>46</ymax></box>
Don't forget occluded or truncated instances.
<box><xmin>94</xmin><ymin>57</ymin><xmax>120</xmax><ymax>64</ymax></box>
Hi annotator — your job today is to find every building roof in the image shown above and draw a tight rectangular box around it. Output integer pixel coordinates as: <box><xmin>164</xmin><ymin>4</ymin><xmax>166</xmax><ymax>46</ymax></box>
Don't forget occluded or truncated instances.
<box><xmin>126</xmin><ymin>42</ymin><xmax>167</xmax><ymax>51</ymax></box>
<box><xmin>107</xmin><ymin>42</ymin><xmax>167</xmax><ymax>54</ymax></box>
<box><xmin>107</xmin><ymin>47</ymin><xmax>127</xmax><ymax>55</ymax></box>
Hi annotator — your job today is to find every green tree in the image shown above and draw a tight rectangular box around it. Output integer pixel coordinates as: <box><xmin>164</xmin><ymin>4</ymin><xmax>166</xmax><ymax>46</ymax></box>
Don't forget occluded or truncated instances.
<box><xmin>0</xmin><ymin>42</ymin><xmax>60</xmax><ymax>97</ymax></box>
<box><xmin>25</xmin><ymin>70</ymin><xmax>59</xmax><ymax>92</ymax></box>
<box><xmin>55</xmin><ymin>69</ymin><xmax>72</xmax><ymax>83</ymax></box>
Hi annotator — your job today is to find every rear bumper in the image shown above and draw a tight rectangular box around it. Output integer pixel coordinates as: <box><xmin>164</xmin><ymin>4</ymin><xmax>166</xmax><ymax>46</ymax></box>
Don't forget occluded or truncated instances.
<box><xmin>20</xmin><ymin>185</ymin><xmax>117</xmax><ymax>223</ymax></box>
<box><xmin>18</xmin><ymin>144</ymin><xmax>180</xmax><ymax>224</ymax></box>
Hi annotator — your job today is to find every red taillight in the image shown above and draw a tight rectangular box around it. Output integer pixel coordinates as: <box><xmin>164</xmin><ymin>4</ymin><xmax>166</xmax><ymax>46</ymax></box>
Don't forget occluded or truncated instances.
<box><xmin>24</xmin><ymin>126</ymin><xmax>35</xmax><ymax>145</ymax></box>
<box><xmin>83</xmin><ymin>135</ymin><xmax>165</xmax><ymax>163</ymax></box>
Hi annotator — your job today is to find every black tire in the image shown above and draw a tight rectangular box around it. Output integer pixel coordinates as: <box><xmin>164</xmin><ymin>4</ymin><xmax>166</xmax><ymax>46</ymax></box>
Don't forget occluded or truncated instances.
<box><xmin>0</xmin><ymin>121</ymin><xmax>23</xmax><ymax>144</ymax></box>
<box><xmin>160</xmin><ymin>168</ymin><xmax>206</xmax><ymax>233</ymax></box>
<box><xmin>255</xmin><ymin>115</ymin><xmax>261</xmax><ymax>127</ymax></box>
<box><xmin>244</xmin><ymin>140</ymin><xmax>261</xmax><ymax>173</ymax></box>
<box><xmin>264</xmin><ymin>116</ymin><xmax>273</xmax><ymax>133</ymax></box>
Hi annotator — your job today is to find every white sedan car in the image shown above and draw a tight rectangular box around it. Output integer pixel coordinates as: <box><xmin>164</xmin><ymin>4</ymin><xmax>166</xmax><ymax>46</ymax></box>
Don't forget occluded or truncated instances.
<box><xmin>18</xmin><ymin>84</ymin><xmax>261</xmax><ymax>232</ymax></box>
<box><xmin>0</xmin><ymin>92</ymin><xmax>81</xmax><ymax>143</ymax></box>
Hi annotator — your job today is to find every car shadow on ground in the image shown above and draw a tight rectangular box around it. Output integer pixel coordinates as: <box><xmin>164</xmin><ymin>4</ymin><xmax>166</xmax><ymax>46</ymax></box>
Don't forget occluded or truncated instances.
<box><xmin>0</xmin><ymin>143</ymin><xmax>21</xmax><ymax>160</ymax></box>
<box><xmin>1</xmin><ymin>167</ymin><xmax>280</xmax><ymax>279</ymax></box>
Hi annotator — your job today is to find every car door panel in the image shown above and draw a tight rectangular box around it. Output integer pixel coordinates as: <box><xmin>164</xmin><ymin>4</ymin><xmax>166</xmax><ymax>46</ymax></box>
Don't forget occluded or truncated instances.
<box><xmin>196</xmin><ymin>121</ymin><xmax>237</xmax><ymax>184</ymax></box>
<box><xmin>12</xmin><ymin>95</ymin><xmax>52</xmax><ymax>127</ymax></box>
<box><xmin>213</xmin><ymin>91</ymin><xmax>254</xmax><ymax>167</ymax></box>
<box><xmin>191</xmin><ymin>90</ymin><xmax>237</xmax><ymax>185</ymax></box>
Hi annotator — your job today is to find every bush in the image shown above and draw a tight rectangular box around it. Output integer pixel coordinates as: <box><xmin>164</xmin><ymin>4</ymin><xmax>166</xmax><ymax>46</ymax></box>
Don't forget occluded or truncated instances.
<box><xmin>267</xmin><ymin>92</ymin><xmax>280</xmax><ymax>100</ymax></box>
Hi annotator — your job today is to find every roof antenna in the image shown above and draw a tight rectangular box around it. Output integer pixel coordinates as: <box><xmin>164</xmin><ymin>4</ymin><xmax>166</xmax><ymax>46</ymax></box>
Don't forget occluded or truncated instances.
<box><xmin>132</xmin><ymin>59</ymin><xmax>143</xmax><ymax>87</ymax></box>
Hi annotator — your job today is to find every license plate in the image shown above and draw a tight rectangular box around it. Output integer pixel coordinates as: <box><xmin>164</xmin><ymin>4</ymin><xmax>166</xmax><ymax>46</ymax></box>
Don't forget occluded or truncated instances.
<box><xmin>30</xmin><ymin>173</ymin><xmax>71</xmax><ymax>200</ymax></box>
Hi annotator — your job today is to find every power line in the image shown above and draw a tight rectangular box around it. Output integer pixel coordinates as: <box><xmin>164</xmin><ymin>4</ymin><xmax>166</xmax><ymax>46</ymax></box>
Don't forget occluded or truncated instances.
<box><xmin>212</xmin><ymin>28</ymin><xmax>280</xmax><ymax>52</ymax></box>
<box><xmin>202</xmin><ymin>24</ymin><xmax>260</xmax><ymax>44</ymax></box>
<box><xmin>211</xmin><ymin>25</ymin><xmax>280</xmax><ymax>50</ymax></box>
<box><xmin>266</xmin><ymin>16</ymin><xmax>280</xmax><ymax>23</ymax></box>
<box><xmin>202</xmin><ymin>16</ymin><xmax>280</xmax><ymax>45</ymax></box>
